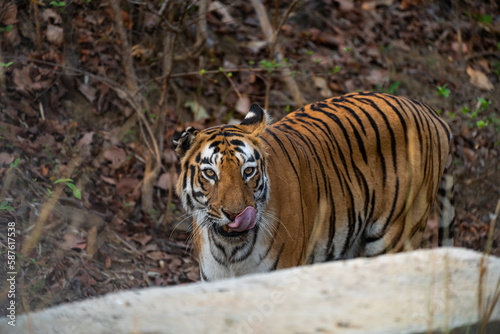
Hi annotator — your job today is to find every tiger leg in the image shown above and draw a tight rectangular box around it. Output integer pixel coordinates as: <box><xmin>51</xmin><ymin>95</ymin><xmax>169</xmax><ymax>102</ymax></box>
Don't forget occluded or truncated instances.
<box><xmin>436</xmin><ymin>157</ymin><xmax>455</xmax><ymax>247</ymax></box>
<box><xmin>365</xmin><ymin>186</ymin><xmax>434</xmax><ymax>256</ymax></box>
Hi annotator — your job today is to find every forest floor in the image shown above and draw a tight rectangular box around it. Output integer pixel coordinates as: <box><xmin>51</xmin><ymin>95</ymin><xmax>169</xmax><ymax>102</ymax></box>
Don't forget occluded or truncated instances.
<box><xmin>0</xmin><ymin>0</ymin><xmax>499</xmax><ymax>314</ymax></box>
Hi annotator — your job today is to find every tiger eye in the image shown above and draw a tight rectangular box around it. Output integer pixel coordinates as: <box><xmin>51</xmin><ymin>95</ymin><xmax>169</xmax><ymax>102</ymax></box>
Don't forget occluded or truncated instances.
<box><xmin>204</xmin><ymin>169</ymin><xmax>215</xmax><ymax>177</ymax></box>
<box><xmin>244</xmin><ymin>167</ymin><xmax>254</xmax><ymax>175</ymax></box>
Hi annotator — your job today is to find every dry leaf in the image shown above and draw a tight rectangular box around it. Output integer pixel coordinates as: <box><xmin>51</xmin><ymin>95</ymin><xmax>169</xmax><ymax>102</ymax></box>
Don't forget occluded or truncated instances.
<box><xmin>78</xmin><ymin>84</ymin><xmax>97</xmax><ymax>103</ymax></box>
<box><xmin>235</xmin><ymin>95</ymin><xmax>251</xmax><ymax>114</ymax></box>
<box><xmin>13</xmin><ymin>67</ymin><xmax>33</xmax><ymax>93</ymax></box>
<box><xmin>466</xmin><ymin>66</ymin><xmax>493</xmax><ymax>91</ymax></box>
<box><xmin>157</xmin><ymin>172</ymin><xmax>178</xmax><ymax>191</ymax></box>
<box><xmin>463</xmin><ymin>147</ymin><xmax>478</xmax><ymax>163</ymax></box>
<box><xmin>100</xmin><ymin>175</ymin><xmax>116</xmax><ymax>185</ymax></box>
<box><xmin>184</xmin><ymin>100</ymin><xmax>209</xmax><ymax>121</ymax></box>
<box><xmin>163</xmin><ymin>149</ymin><xmax>178</xmax><ymax>165</ymax></box>
<box><xmin>366</xmin><ymin>68</ymin><xmax>388</xmax><ymax>86</ymax></box>
<box><xmin>46</xmin><ymin>24</ymin><xmax>63</xmax><ymax>46</ymax></box>
<box><xmin>313</xmin><ymin>76</ymin><xmax>333</xmax><ymax>98</ymax></box>
<box><xmin>209</xmin><ymin>1</ymin><xmax>235</xmax><ymax>24</ymax></box>
<box><xmin>41</xmin><ymin>9</ymin><xmax>62</xmax><ymax>24</ymax></box>
<box><xmin>103</xmin><ymin>146</ymin><xmax>127</xmax><ymax>169</ymax></box>
<box><xmin>116</xmin><ymin>177</ymin><xmax>139</xmax><ymax>196</ymax></box>
<box><xmin>62</xmin><ymin>233</ymin><xmax>87</xmax><ymax>251</ymax></box>
<box><xmin>336</xmin><ymin>0</ymin><xmax>355</xmax><ymax>12</ymax></box>
<box><xmin>147</xmin><ymin>251</ymin><xmax>171</xmax><ymax>261</ymax></box>
<box><xmin>0</xmin><ymin>152</ymin><xmax>14</xmax><ymax>166</ymax></box>
<box><xmin>132</xmin><ymin>233</ymin><xmax>152</xmax><ymax>247</ymax></box>
<box><xmin>362</xmin><ymin>0</ymin><xmax>394</xmax><ymax>11</ymax></box>
<box><xmin>77</xmin><ymin>132</ymin><xmax>94</xmax><ymax>148</ymax></box>
<box><xmin>86</xmin><ymin>226</ymin><xmax>98</xmax><ymax>258</ymax></box>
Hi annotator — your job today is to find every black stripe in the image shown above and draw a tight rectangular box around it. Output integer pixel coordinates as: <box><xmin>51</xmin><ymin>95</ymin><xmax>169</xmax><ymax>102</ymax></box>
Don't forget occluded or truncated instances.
<box><xmin>366</xmin><ymin>178</ymin><xmax>400</xmax><ymax>243</ymax></box>
<box><xmin>355</xmin><ymin>97</ymin><xmax>398</xmax><ymax>175</ymax></box>
<box><xmin>271</xmin><ymin>243</ymin><xmax>286</xmax><ymax>270</ymax></box>
<box><xmin>200</xmin><ymin>268</ymin><xmax>209</xmax><ymax>281</ymax></box>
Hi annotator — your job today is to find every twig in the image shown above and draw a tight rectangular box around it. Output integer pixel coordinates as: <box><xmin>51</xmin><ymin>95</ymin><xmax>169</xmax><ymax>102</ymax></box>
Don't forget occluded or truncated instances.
<box><xmin>173</xmin><ymin>0</ymin><xmax>207</xmax><ymax>61</ymax></box>
<box><xmin>270</xmin><ymin>0</ymin><xmax>300</xmax><ymax>59</ymax></box>
<box><xmin>224</xmin><ymin>71</ymin><xmax>242</xmax><ymax>100</ymax></box>
<box><xmin>108</xmin><ymin>0</ymin><xmax>162</xmax><ymax>215</ymax></box>
<box><xmin>251</xmin><ymin>0</ymin><xmax>305</xmax><ymax>109</ymax></box>
<box><xmin>32</xmin><ymin>1</ymin><xmax>43</xmax><ymax>51</ymax></box>
<box><xmin>465</xmin><ymin>50</ymin><xmax>500</xmax><ymax>61</ymax></box>
<box><xmin>453</xmin><ymin>0</ymin><xmax>464</xmax><ymax>68</ymax></box>
<box><xmin>108</xmin><ymin>0</ymin><xmax>139</xmax><ymax>96</ymax></box>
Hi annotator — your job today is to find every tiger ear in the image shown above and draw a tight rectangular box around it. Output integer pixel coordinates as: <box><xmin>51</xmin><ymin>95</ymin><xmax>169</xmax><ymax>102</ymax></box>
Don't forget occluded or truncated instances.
<box><xmin>173</xmin><ymin>127</ymin><xmax>199</xmax><ymax>158</ymax></box>
<box><xmin>240</xmin><ymin>104</ymin><xmax>270</xmax><ymax>135</ymax></box>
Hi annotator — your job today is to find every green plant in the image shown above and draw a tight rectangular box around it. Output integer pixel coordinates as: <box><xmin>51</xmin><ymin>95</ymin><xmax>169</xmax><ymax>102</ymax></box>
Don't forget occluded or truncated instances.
<box><xmin>0</xmin><ymin>25</ymin><xmax>13</xmax><ymax>32</ymax></box>
<box><xmin>54</xmin><ymin>178</ymin><xmax>81</xmax><ymax>199</ymax></box>
<box><xmin>0</xmin><ymin>201</ymin><xmax>14</xmax><ymax>212</ymax></box>
<box><xmin>492</xmin><ymin>60</ymin><xmax>500</xmax><ymax>77</ymax></box>
<box><xmin>460</xmin><ymin>97</ymin><xmax>498</xmax><ymax>132</ymax></box>
<box><xmin>437</xmin><ymin>83</ymin><xmax>451</xmax><ymax>98</ymax></box>
<box><xmin>49</xmin><ymin>1</ymin><xmax>66</xmax><ymax>7</ymax></box>
<box><xmin>375</xmin><ymin>81</ymin><xmax>401</xmax><ymax>95</ymax></box>
<box><xmin>0</xmin><ymin>61</ymin><xmax>13</xmax><ymax>68</ymax></box>
<box><xmin>10</xmin><ymin>158</ymin><xmax>20</xmax><ymax>167</ymax></box>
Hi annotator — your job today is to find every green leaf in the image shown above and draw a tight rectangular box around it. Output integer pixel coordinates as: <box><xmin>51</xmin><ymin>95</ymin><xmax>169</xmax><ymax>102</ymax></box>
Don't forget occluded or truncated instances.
<box><xmin>72</xmin><ymin>188</ymin><xmax>82</xmax><ymax>199</ymax></box>
<box><xmin>461</xmin><ymin>107</ymin><xmax>470</xmax><ymax>114</ymax></box>
<box><xmin>1</xmin><ymin>61</ymin><xmax>14</xmax><ymax>68</ymax></box>
<box><xmin>437</xmin><ymin>83</ymin><xmax>450</xmax><ymax>98</ymax></box>
<box><xmin>199</xmin><ymin>68</ymin><xmax>205</xmax><ymax>75</ymax></box>
<box><xmin>54</xmin><ymin>178</ymin><xmax>73</xmax><ymax>184</ymax></box>
<box><xmin>387</xmin><ymin>81</ymin><xmax>402</xmax><ymax>94</ymax></box>
<box><xmin>477</xmin><ymin>120</ymin><xmax>486</xmax><ymax>129</ymax></box>
<box><xmin>10</xmin><ymin>158</ymin><xmax>20</xmax><ymax>167</ymax></box>
<box><xmin>478</xmin><ymin>14</ymin><xmax>492</xmax><ymax>23</ymax></box>
<box><xmin>477</xmin><ymin>97</ymin><xmax>491</xmax><ymax>111</ymax></box>
<box><xmin>65</xmin><ymin>182</ymin><xmax>76</xmax><ymax>191</ymax></box>
<box><xmin>334</xmin><ymin>65</ymin><xmax>340</xmax><ymax>73</ymax></box>
<box><xmin>449</xmin><ymin>112</ymin><xmax>455</xmax><ymax>119</ymax></box>
<box><xmin>0</xmin><ymin>201</ymin><xmax>14</xmax><ymax>211</ymax></box>
<box><xmin>30</xmin><ymin>258</ymin><xmax>40</xmax><ymax>269</ymax></box>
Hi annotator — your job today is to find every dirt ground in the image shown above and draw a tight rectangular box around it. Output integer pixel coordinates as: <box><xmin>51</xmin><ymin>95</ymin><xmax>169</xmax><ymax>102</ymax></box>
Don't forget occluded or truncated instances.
<box><xmin>0</xmin><ymin>0</ymin><xmax>499</xmax><ymax>314</ymax></box>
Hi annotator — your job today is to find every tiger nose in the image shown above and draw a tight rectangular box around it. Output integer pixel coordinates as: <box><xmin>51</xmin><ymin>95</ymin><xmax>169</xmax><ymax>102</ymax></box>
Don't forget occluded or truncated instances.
<box><xmin>221</xmin><ymin>208</ymin><xmax>239</xmax><ymax>221</ymax></box>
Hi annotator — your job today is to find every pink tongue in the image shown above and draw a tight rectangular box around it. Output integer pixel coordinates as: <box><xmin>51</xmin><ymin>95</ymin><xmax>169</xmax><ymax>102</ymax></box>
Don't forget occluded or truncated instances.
<box><xmin>227</xmin><ymin>207</ymin><xmax>257</xmax><ymax>232</ymax></box>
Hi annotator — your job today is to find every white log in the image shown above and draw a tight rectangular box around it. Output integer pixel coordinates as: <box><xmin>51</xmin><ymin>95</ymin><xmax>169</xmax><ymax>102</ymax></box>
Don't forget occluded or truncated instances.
<box><xmin>2</xmin><ymin>248</ymin><xmax>499</xmax><ymax>333</ymax></box>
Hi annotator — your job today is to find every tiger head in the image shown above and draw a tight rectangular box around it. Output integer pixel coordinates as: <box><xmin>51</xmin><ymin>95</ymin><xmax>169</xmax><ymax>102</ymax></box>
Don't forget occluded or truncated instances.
<box><xmin>174</xmin><ymin>104</ymin><xmax>271</xmax><ymax>241</ymax></box>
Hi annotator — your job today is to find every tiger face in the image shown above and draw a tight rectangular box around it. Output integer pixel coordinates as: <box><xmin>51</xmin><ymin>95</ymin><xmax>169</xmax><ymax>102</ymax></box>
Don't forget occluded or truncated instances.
<box><xmin>174</xmin><ymin>105</ymin><xmax>270</xmax><ymax>243</ymax></box>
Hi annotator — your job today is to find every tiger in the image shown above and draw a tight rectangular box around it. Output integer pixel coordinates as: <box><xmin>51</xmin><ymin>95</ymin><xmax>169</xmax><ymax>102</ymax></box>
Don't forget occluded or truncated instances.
<box><xmin>174</xmin><ymin>92</ymin><xmax>454</xmax><ymax>281</ymax></box>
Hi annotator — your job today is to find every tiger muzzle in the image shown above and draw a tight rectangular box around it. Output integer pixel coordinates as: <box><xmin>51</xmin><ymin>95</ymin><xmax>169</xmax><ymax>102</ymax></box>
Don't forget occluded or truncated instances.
<box><xmin>218</xmin><ymin>206</ymin><xmax>257</xmax><ymax>237</ymax></box>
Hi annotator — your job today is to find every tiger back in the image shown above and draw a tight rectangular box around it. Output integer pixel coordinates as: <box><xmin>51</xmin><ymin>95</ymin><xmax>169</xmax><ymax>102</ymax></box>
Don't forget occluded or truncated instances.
<box><xmin>174</xmin><ymin>92</ymin><xmax>454</xmax><ymax>281</ymax></box>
